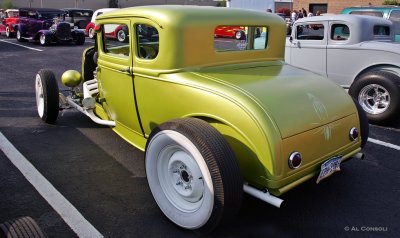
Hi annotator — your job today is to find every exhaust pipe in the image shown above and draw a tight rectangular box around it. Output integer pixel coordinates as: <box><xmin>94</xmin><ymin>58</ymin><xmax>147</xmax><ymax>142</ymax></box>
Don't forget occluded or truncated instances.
<box><xmin>243</xmin><ymin>184</ymin><xmax>283</xmax><ymax>208</ymax></box>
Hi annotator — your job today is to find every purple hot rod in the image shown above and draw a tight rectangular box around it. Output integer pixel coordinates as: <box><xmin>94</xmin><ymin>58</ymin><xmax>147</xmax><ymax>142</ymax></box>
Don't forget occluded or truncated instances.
<box><xmin>16</xmin><ymin>8</ymin><xmax>85</xmax><ymax>46</ymax></box>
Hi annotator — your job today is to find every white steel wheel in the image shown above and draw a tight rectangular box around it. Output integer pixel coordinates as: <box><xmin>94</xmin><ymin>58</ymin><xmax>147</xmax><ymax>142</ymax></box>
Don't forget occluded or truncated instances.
<box><xmin>358</xmin><ymin>84</ymin><xmax>390</xmax><ymax>115</ymax></box>
<box><xmin>5</xmin><ymin>26</ymin><xmax>10</xmax><ymax>38</ymax></box>
<box><xmin>145</xmin><ymin>118</ymin><xmax>243</xmax><ymax>233</ymax></box>
<box><xmin>39</xmin><ymin>33</ymin><xmax>49</xmax><ymax>46</ymax></box>
<box><xmin>35</xmin><ymin>69</ymin><xmax>59</xmax><ymax>123</ymax></box>
<box><xmin>16</xmin><ymin>29</ymin><xmax>24</xmax><ymax>42</ymax></box>
<box><xmin>88</xmin><ymin>28</ymin><xmax>95</xmax><ymax>39</ymax></box>
<box><xmin>235</xmin><ymin>31</ymin><xmax>243</xmax><ymax>40</ymax></box>
<box><xmin>117</xmin><ymin>30</ymin><xmax>126</xmax><ymax>42</ymax></box>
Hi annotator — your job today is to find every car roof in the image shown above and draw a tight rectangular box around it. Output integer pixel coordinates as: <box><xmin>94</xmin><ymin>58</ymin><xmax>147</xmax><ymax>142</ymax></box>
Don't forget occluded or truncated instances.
<box><xmin>97</xmin><ymin>5</ymin><xmax>283</xmax><ymax>26</ymax></box>
<box><xmin>343</xmin><ymin>5</ymin><xmax>400</xmax><ymax>10</ymax></box>
<box><xmin>19</xmin><ymin>8</ymin><xmax>65</xmax><ymax>14</ymax></box>
<box><xmin>295</xmin><ymin>14</ymin><xmax>392</xmax><ymax>25</ymax></box>
<box><xmin>62</xmin><ymin>8</ymin><xmax>93</xmax><ymax>12</ymax></box>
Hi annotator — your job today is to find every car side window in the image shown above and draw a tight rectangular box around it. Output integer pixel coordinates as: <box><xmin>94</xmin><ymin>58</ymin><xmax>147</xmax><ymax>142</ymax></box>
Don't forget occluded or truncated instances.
<box><xmin>103</xmin><ymin>23</ymin><xmax>130</xmax><ymax>58</ymax></box>
<box><xmin>136</xmin><ymin>24</ymin><xmax>159</xmax><ymax>59</ymax></box>
<box><xmin>389</xmin><ymin>10</ymin><xmax>400</xmax><ymax>36</ymax></box>
<box><xmin>331</xmin><ymin>24</ymin><xmax>350</xmax><ymax>41</ymax></box>
<box><xmin>296</xmin><ymin>24</ymin><xmax>324</xmax><ymax>40</ymax></box>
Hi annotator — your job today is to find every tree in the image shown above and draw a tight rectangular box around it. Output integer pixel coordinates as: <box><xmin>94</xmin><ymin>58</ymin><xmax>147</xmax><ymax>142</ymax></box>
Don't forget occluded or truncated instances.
<box><xmin>109</xmin><ymin>0</ymin><xmax>119</xmax><ymax>8</ymax></box>
<box><xmin>383</xmin><ymin>0</ymin><xmax>400</xmax><ymax>5</ymax></box>
<box><xmin>3</xmin><ymin>0</ymin><xmax>14</xmax><ymax>9</ymax></box>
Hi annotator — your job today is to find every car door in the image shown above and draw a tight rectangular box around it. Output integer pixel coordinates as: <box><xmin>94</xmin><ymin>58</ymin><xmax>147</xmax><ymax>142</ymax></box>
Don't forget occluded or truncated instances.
<box><xmin>287</xmin><ymin>21</ymin><xmax>327</xmax><ymax>77</ymax></box>
<box><xmin>96</xmin><ymin>19</ymin><xmax>143</xmax><ymax>136</ymax></box>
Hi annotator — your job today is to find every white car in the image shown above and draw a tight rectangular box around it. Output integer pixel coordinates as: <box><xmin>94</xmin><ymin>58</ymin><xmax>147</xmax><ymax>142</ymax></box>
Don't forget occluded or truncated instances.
<box><xmin>285</xmin><ymin>15</ymin><xmax>400</xmax><ymax>123</ymax></box>
<box><xmin>85</xmin><ymin>8</ymin><xmax>118</xmax><ymax>38</ymax></box>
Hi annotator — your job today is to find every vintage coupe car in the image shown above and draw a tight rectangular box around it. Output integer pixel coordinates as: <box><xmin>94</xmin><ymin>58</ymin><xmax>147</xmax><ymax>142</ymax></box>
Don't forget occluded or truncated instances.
<box><xmin>16</xmin><ymin>8</ymin><xmax>85</xmax><ymax>46</ymax></box>
<box><xmin>286</xmin><ymin>14</ymin><xmax>400</xmax><ymax>123</ymax></box>
<box><xmin>62</xmin><ymin>8</ymin><xmax>93</xmax><ymax>30</ymax></box>
<box><xmin>35</xmin><ymin>6</ymin><xmax>367</xmax><ymax>232</ymax></box>
<box><xmin>342</xmin><ymin>6</ymin><xmax>400</xmax><ymax>41</ymax></box>
<box><xmin>2</xmin><ymin>9</ymin><xmax>19</xmax><ymax>38</ymax></box>
<box><xmin>85</xmin><ymin>8</ymin><xmax>117</xmax><ymax>39</ymax></box>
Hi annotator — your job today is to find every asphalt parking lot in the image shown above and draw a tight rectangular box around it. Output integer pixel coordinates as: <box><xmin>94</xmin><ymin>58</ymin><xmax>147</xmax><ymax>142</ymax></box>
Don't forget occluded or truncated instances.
<box><xmin>0</xmin><ymin>34</ymin><xmax>399</xmax><ymax>238</ymax></box>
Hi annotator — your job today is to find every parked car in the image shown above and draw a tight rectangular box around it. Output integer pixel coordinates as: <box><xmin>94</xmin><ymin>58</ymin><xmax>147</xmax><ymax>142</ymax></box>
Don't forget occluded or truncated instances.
<box><xmin>85</xmin><ymin>8</ymin><xmax>117</xmax><ymax>39</ymax></box>
<box><xmin>16</xmin><ymin>8</ymin><xmax>85</xmax><ymax>46</ymax></box>
<box><xmin>1</xmin><ymin>9</ymin><xmax>19</xmax><ymax>38</ymax></box>
<box><xmin>35</xmin><ymin>6</ymin><xmax>367</xmax><ymax>233</ymax></box>
<box><xmin>214</xmin><ymin>25</ymin><xmax>246</xmax><ymax>39</ymax></box>
<box><xmin>104</xmin><ymin>24</ymin><xmax>129</xmax><ymax>42</ymax></box>
<box><xmin>62</xmin><ymin>8</ymin><xmax>93</xmax><ymax>30</ymax></box>
<box><xmin>342</xmin><ymin>5</ymin><xmax>400</xmax><ymax>41</ymax></box>
<box><xmin>285</xmin><ymin>14</ymin><xmax>400</xmax><ymax>123</ymax></box>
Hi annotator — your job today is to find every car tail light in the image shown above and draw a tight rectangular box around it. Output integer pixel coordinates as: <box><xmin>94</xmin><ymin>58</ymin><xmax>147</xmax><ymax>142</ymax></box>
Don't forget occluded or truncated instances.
<box><xmin>349</xmin><ymin>127</ymin><xmax>359</xmax><ymax>141</ymax></box>
<box><xmin>289</xmin><ymin>152</ymin><xmax>302</xmax><ymax>169</ymax></box>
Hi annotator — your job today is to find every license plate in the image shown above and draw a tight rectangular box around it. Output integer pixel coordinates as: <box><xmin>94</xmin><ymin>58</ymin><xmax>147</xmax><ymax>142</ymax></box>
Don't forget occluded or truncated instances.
<box><xmin>317</xmin><ymin>156</ymin><xmax>342</xmax><ymax>184</ymax></box>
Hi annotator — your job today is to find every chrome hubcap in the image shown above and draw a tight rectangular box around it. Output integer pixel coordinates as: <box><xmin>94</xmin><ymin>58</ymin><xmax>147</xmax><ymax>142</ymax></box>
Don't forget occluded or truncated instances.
<box><xmin>359</xmin><ymin>84</ymin><xmax>390</xmax><ymax>114</ymax></box>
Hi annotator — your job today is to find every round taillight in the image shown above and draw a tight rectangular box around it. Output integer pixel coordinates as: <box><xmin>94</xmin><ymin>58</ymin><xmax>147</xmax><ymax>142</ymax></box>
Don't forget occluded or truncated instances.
<box><xmin>349</xmin><ymin>127</ymin><xmax>359</xmax><ymax>141</ymax></box>
<box><xmin>289</xmin><ymin>152</ymin><xmax>302</xmax><ymax>169</ymax></box>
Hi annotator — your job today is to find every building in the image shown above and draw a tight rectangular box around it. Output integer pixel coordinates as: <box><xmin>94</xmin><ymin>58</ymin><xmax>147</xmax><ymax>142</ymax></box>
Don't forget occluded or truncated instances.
<box><xmin>293</xmin><ymin>0</ymin><xmax>385</xmax><ymax>15</ymax></box>
<box><xmin>0</xmin><ymin>0</ymin><xmax>392</xmax><ymax>15</ymax></box>
<box><xmin>0</xmin><ymin>0</ymin><xmax>219</xmax><ymax>9</ymax></box>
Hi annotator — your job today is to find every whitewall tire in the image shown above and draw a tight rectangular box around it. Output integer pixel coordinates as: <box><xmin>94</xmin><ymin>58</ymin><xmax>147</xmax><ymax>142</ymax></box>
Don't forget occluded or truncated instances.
<box><xmin>145</xmin><ymin>118</ymin><xmax>243</xmax><ymax>233</ymax></box>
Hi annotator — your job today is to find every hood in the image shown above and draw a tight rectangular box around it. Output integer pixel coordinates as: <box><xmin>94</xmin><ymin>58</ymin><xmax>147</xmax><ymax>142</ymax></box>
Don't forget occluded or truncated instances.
<box><xmin>197</xmin><ymin>62</ymin><xmax>356</xmax><ymax>138</ymax></box>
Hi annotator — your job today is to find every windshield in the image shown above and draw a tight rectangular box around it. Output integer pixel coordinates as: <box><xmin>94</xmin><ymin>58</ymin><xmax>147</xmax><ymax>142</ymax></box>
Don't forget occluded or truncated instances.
<box><xmin>7</xmin><ymin>11</ymin><xmax>19</xmax><ymax>17</ymax></box>
<box><xmin>38</xmin><ymin>12</ymin><xmax>64</xmax><ymax>20</ymax></box>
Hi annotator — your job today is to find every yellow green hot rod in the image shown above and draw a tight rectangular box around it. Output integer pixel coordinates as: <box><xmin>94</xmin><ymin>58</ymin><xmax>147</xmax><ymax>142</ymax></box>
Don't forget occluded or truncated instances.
<box><xmin>35</xmin><ymin>6</ymin><xmax>368</xmax><ymax>233</ymax></box>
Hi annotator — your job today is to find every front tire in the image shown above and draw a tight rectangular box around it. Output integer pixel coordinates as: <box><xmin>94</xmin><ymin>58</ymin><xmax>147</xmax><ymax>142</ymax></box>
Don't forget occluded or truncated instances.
<box><xmin>117</xmin><ymin>29</ymin><xmax>127</xmax><ymax>42</ymax></box>
<box><xmin>349</xmin><ymin>71</ymin><xmax>400</xmax><ymax>124</ymax></box>
<box><xmin>16</xmin><ymin>29</ymin><xmax>26</xmax><ymax>42</ymax></box>
<box><xmin>235</xmin><ymin>31</ymin><xmax>245</xmax><ymax>40</ymax></box>
<box><xmin>39</xmin><ymin>33</ymin><xmax>50</xmax><ymax>46</ymax></box>
<box><xmin>75</xmin><ymin>34</ymin><xmax>85</xmax><ymax>45</ymax></box>
<box><xmin>35</xmin><ymin>69</ymin><xmax>59</xmax><ymax>124</ymax></box>
<box><xmin>145</xmin><ymin>118</ymin><xmax>243</xmax><ymax>233</ymax></box>
<box><xmin>88</xmin><ymin>27</ymin><xmax>95</xmax><ymax>39</ymax></box>
<box><xmin>5</xmin><ymin>26</ymin><xmax>13</xmax><ymax>38</ymax></box>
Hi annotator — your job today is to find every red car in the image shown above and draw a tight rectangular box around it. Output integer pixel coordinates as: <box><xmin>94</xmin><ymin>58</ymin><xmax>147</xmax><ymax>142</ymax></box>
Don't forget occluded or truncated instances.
<box><xmin>2</xmin><ymin>9</ymin><xmax>19</xmax><ymax>38</ymax></box>
<box><xmin>85</xmin><ymin>8</ymin><xmax>117</xmax><ymax>38</ymax></box>
<box><xmin>214</xmin><ymin>25</ymin><xmax>246</xmax><ymax>40</ymax></box>
<box><xmin>104</xmin><ymin>24</ymin><xmax>128</xmax><ymax>42</ymax></box>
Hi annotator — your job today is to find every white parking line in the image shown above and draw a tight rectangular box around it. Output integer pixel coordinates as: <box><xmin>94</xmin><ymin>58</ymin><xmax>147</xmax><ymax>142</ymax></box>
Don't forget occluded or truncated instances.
<box><xmin>368</xmin><ymin>137</ymin><xmax>400</xmax><ymax>151</ymax></box>
<box><xmin>0</xmin><ymin>39</ymin><xmax>43</xmax><ymax>52</ymax></box>
<box><xmin>0</xmin><ymin>132</ymin><xmax>103</xmax><ymax>238</ymax></box>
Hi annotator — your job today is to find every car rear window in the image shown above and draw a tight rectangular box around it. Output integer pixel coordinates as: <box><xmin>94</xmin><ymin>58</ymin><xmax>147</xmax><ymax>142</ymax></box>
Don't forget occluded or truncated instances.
<box><xmin>331</xmin><ymin>24</ymin><xmax>350</xmax><ymax>41</ymax></box>
<box><xmin>349</xmin><ymin>11</ymin><xmax>383</xmax><ymax>17</ymax></box>
<box><xmin>214</xmin><ymin>26</ymin><xmax>268</xmax><ymax>51</ymax></box>
<box><xmin>373</xmin><ymin>25</ymin><xmax>390</xmax><ymax>35</ymax></box>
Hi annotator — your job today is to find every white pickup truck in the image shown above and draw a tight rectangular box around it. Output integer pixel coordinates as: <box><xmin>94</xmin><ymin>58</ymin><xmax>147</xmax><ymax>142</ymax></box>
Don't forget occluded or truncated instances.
<box><xmin>285</xmin><ymin>14</ymin><xmax>400</xmax><ymax>123</ymax></box>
